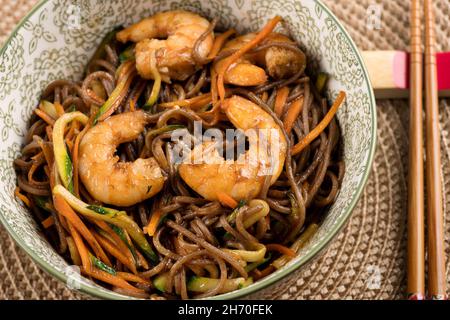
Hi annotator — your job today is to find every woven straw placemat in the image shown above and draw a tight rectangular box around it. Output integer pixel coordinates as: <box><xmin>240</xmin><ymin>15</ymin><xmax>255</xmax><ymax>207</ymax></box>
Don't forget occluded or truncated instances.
<box><xmin>0</xmin><ymin>0</ymin><xmax>449</xmax><ymax>300</ymax></box>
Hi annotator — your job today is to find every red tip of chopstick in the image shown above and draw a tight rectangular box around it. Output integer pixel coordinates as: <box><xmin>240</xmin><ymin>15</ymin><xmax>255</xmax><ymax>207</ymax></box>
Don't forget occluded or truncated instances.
<box><xmin>436</xmin><ymin>52</ymin><xmax>450</xmax><ymax>90</ymax></box>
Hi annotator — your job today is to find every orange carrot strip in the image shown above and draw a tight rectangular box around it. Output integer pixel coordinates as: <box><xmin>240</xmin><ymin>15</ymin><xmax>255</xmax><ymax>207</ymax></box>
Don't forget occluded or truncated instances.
<box><xmin>94</xmin><ymin>220</ymin><xmax>137</xmax><ymax>274</ymax></box>
<box><xmin>93</xmin><ymin>232</ymin><xmax>136</xmax><ymax>273</ymax></box>
<box><xmin>217</xmin><ymin>192</ymin><xmax>238</xmax><ymax>209</ymax></box>
<box><xmin>54</xmin><ymin>193</ymin><xmax>112</xmax><ymax>266</ymax></box>
<box><xmin>35</xmin><ymin>109</ymin><xmax>55</xmax><ymax>126</ymax></box>
<box><xmin>69</xmin><ymin>224</ymin><xmax>90</xmax><ymax>270</ymax></box>
<box><xmin>27</xmin><ymin>163</ymin><xmax>40</xmax><ymax>185</ymax></box>
<box><xmin>274</xmin><ymin>86</ymin><xmax>290</xmax><ymax>118</ymax></box>
<box><xmin>134</xmin><ymin>245</ymin><xmax>150</xmax><ymax>270</ymax></box>
<box><xmin>129</xmin><ymin>81</ymin><xmax>146</xmax><ymax>112</ymax></box>
<box><xmin>261</xmin><ymin>91</ymin><xmax>269</xmax><ymax>103</ymax></box>
<box><xmin>210</xmin><ymin>66</ymin><xmax>218</xmax><ymax>105</ymax></box>
<box><xmin>65</xmin><ymin>137</ymin><xmax>74</xmax><ymax>153</ymax></box>
<box><xmin>41</xmin><ymin>216</ymin><xmax>55</xmax><ymax>229</ymax></box>
<box><xmin>45</xmin><ymin>125</ymin><xmax>53</xmax><ymax>141</ymax></box>
<box><xmin>258</xmin><ymin>265</ymin><xmax>275</xmax><ymax>278</ymax></box>
<box><xmin>207</xmin><ymin>29</ymin><xmax>236</xmax><ymax>59</ymax></box>
<box><xmin>14</xmin><ymin>187</ymin><xmax>30</xmax><ymax>207</ymax></box>
<box><xmin>54</xmin><ymin>101</ymin><xmax>65</xmax><ymax>117</ymax></box>
<box><xmin>144</xmin><ymin>209</ymin><xmax>163</xmax><ymax>237</ymax></box>
<box><xmin>292</xmin><ymin>91</ymin><xmax>346</xmax><ymax>155</ymax></box>
<box><xmin>265</xmin><ymin>243</ymin><xmax>297</xmax><ymax>257</ymax></box>
<box><xmin>283</xmin><ymin>96</ymin><xmax>304</xmax><ymax>134</ymax></box>
<box><xmin>81</xmin><ymin>267</ymin><xmax>144</xmax><ymax>293</ymax></box>
<box><xmin>217</xmin><ymin>16</ymin><xmax>282</xmax><ymax>102</ymax></box>
<box><xmin>117</xmin><ymin>272</ymin><xmax>150</xmax><ymax>284</ymax></box>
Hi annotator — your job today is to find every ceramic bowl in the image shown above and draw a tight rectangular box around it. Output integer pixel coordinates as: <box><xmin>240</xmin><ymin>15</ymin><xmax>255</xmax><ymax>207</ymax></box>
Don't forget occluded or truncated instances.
<box><xmin>0</xmin><ymin>0</ymin><xmax>376</xmax><ymax>299</ymax></box>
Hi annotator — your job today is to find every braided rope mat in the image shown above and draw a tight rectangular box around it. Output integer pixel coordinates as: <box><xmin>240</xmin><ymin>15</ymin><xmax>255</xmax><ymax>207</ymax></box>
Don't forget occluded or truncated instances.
<box><xmin>0</xmin><ymin>0</ymin><xmax>449</xmax><ymax>300</ymax></box>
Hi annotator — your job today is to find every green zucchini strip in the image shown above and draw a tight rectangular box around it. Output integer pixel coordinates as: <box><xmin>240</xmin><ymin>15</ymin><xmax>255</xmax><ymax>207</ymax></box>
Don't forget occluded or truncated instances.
<box><xmin>224</xmin><ymin>243</ymin><xmax>266</xmax><ymax>263</ymax></box>
<box><xmin>144</xmin><ymin>52</ymin><xmax>161</xmax><ymax>109</ymax></box>
<box><xmin>187</xmin><ymin>276</ymin><xmax>253</xmax><ymax>293</ymax></box>
<box><xmin>90</xmin><ymin>253</ymin><xmax>117</xmax><ymax>275</ymax></box>
<box><xmin>52</xmin><ymin>112</ymin><xmax>89</xmax><ymax>193</ymax></box>
<box><xmin>53</xmin><ymin>185</ymin><xmax>159</xmax><ymax>264</ymax></box>
<box><xmin>272</xmin><ymin>223</ymin><xmax>318</xmax><ymax>269</ymax></box>
<box><xmin>153</xmin><ymin>273</ymin><xmax>253</xmax><ymax>294</ymax></box>
<box><xmin>39</xmin><ymin>100</ymin><xmax>58</xmax><ymax>119</ymax></box>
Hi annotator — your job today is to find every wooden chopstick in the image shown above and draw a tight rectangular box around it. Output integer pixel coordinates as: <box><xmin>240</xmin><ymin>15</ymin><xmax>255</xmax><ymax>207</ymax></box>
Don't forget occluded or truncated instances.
<box><xmin>424</xmin><ymin>0</ymin><xmax>447</xmax><ymax>300</ymax></box>
<box><xmin>407</xmin><ymin>0</ymin><xmax>425</xmax><ymax>300</ymax></box>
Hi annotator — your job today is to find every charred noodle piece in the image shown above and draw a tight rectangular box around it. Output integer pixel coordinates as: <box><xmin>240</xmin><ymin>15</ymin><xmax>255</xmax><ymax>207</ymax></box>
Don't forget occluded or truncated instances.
<box><xmin>53</xmin><ymin>185</ymin><xmax>159</xmax><ymax>264</ymax></box>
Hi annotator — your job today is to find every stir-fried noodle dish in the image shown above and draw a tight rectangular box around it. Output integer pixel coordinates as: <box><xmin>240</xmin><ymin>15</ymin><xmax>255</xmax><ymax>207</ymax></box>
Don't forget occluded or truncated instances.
<box><xmin>14</xmin><ymin>11</ymin><xmax>346</xmax><ymax>299</ymax></box>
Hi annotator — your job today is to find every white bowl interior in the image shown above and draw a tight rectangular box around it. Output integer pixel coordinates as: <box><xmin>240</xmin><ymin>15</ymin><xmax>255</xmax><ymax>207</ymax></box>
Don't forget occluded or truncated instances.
<box><xmin>0</xmin><ymin>0</ymin><xmax>375</xmax><ymax>299</ymax></box>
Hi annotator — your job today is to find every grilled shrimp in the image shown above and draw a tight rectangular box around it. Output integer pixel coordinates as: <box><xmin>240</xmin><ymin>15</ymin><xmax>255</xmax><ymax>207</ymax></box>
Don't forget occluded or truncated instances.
<box><xmin>216</xmin><ymin>32</ymin><xmax>306</xmax><ymax>86</ymax></box>
<box><xmin>179</xmin><ymin>96</ymin><xmax>287</xmax><ymax>201</ymax></box>
<box><xmin>117</xmin><ymin>10</ymin><xmax>214</xmax><ymax>82</ymax></box>
<box><xmin>78</xmin><ymin>111</ymin><xmax>165</xmax><ymax>207</ymax></box>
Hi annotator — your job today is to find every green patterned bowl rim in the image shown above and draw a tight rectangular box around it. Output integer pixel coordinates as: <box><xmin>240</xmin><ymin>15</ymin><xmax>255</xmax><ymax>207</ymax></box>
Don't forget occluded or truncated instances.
<box><xmin>0</xmin><ymin>0</ymin><xmax>377</xmax><ymax>300</ymax></box>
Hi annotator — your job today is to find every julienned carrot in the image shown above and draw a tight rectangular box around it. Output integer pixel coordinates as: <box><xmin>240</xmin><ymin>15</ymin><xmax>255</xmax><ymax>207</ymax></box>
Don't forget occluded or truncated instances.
<box><xmin>69</xmin><ymin>224</ymin><xmax>90</xmax><ymax>270</ymax></box>
<box><xmin>217</xmin><ymin>16</ymin><xmax>282</xmax><ymax>102</ymax></box>
<box><xmin>54</xmin><ymin>193</ymin><xmax>112</xmax><ymax>266</ymax></box>
<box><xmin>265</xmin><ymin>243</ymin><xmax>296</xmax><ymax>257</ymax></box>
<box><xmin>35</xmin><ymin>108</ymin><xmax>55</xmax><ymax>126</ymax></box>
<box><xmin>217</xmin><ymin>192</ymin><xmax>238</xmax><ymax>209</ymax></box>
<box><xmin>292</xmin><ymin>91</ymin><xmax>346</xmax><ymax>155</ymax></box>
<box><xmin>129</xmin><ymin>81</ymin><xmax>146</xmax><ymax>112</ymax></box>
<box><xmin>134</xmin><ymin>246</ymin><xmax>150</xmax><ymax>270</ymax></box>
<box><xmin>252</xmin><ymin>265</ymin><xmax>275</xmax><ymax>281</ymax></box>
<box><xmin>144</xmin><ymin>209</ymin><xmax>163</xmax><ymax>237</ymax></box>
<box><xmin>54</xmin><ymin>101</ymin><xmax>65</xmax><ymax>117</ymax></box>
<box><xmin>94</xmin><ymin>220</ymin><xmax>137</xmax><ymax>274</ymax></box>
<box><xmin>283</xmin><ymin>96</ymin><xmax>304</xmax><ymax>134</ymax></box>
<box><xmin>93</xmin><ymin>231</ymin><xmax>136</xmax><ymax>273</ymax></box>
<box><xmin>261</xmin><ymin>91</ymin><xmax>269</xmax><ymax>103</ymax></box>
<box><xmin>41</xmin><ymin>216</ymin><xmax>55</xmax><ymax>229</ymax></box>
<box><xmin>45</xmin><ymin>125</ymin><xmax>53</xmax><ymax>141</ymax></box>
<box><xmin>207</xmin><ymin>29</ymin><xmax>236</xmax><ymax>59</ymax></box>
<box><xmin>66</xmin><ymin>235</ymin><xmax>82</xmax><ymax>266</ymax></box>
<box><xmin>81</xmin><ymin>267</ymin><xmax>144</xmax><ymax>293</ymax></box>
<box><xmin>274</xmin><ymin>87</ymin><xmax>290</xmax><ymax>117</ymax></box>
<box><xmin>14</xmin><ymin>187</ymin><xmax>30</xmax><ymax>207</ymax></box>
<box><xmin>211</xmin><ymin>66</ymin><xmax>218</xmax><ymax>105</ymax></box>
<box><xmin>117</xmin><ymin>272</ymin><xmax>150</xmax><ymax>284</ymax></box>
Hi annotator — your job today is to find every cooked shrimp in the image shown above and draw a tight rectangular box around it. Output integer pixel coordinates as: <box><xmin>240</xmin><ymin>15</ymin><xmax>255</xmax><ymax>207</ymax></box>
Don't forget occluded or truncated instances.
<box><xmin>78</xmin><ymin>111</ymin><xmax>165</xmax><ymax>207</ymax></box>
<box><xmin>216</xmin><ymin>32</ymin><xmax>306</xmax><ymax>86</ymax></box>
<box><xmin>117</xmin><ymin>10</ymin><xmax>214</xmax><ymax>82</ymax></box>
<box><xmin>179</xmin><ymin>95</ymin><xmax>287</xmax><ymax>201</ymax></box>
